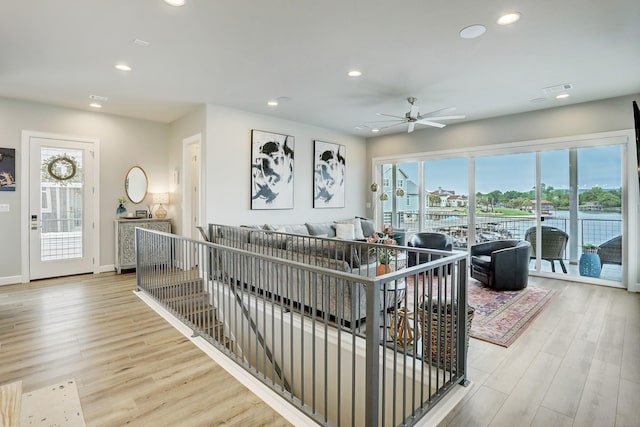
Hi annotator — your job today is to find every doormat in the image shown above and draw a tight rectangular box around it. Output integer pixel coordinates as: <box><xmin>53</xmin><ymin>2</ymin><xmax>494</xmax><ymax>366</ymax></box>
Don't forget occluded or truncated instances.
<box><xmin>20</xmin><ymin>379</ymin><xmax>86</xmax><ymax>426</ymax></box>
<box><xmin>467</xmin><ymin>280</ymin><xmax>558</xmax><ymax>347</ymax></box>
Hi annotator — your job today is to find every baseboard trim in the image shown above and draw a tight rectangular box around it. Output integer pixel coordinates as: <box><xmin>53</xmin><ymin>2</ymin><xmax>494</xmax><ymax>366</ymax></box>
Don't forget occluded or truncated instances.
<box><xmin>0</xmin><ymin>275</ymin><xmax>22</xmax><ymax>286</ymax></box>
<box><xmin>100</xmin><ymin>264</ymin><xmax>115</xmax><ymax>273</ymax></box>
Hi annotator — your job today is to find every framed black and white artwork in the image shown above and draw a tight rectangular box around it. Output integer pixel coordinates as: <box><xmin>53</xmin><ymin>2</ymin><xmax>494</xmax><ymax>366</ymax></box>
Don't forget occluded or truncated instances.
<box><xmin>251</xmin><ymin>130</ymin><xmax>295</xmax><ymax>210</ymax></box>
<box><xmin>313</xmin><ymin>140</ymin><xmax>345</xmax><ymax>208</ymax></box>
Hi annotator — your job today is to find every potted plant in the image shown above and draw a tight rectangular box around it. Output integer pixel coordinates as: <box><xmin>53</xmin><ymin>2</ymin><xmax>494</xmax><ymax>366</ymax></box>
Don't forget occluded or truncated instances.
<box><xmin>582</xmin><ymin>243</ymin><xmax>599</xmax><ymax>254</ymax></box>
<box><xmin>368</xmin><ymin>235</ymin><xmax>398</xmax><ymax>275</ymax></box>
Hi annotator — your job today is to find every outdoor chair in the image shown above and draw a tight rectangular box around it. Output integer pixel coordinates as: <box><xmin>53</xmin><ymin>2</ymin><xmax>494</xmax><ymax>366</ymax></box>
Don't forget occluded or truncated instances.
<box><xmin>598</xmin><ymin>235</ymin><xmax>622</xmax><ymax>267</ymax></box>
<box><xmin>524</xmin><ymin>226</ymin><xmax>569</xmax><ymax>273</ymax></box>
<box><xmin>407</xmin><ymin>232</ymin><xmax>454</xmax><ymax>267</ymax></box>
<box><xmin>470</xmin><ymin>240</ymin><xmax>531</xmax><ymax>290</ymax></box>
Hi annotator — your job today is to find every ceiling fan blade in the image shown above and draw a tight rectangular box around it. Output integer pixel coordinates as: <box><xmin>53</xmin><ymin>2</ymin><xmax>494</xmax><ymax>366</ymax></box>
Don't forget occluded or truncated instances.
<box><xmin>418</xmin><ymin>106</ymin><xmax>457</xmax><ymax>117</ymax></box>
<box><xmin>376</xmin><ymin>112</ymin><xmax>406</xmax><ymax>120</ymax></box>
<box><xmin>418</xmin><ymin>114</ymin><xmax>466</xmax><ymax>121</ymax></box>
<box><xmin>416</xmin><ymin>119</ymin><xmax>446</xmax><ymax>128</ymax></box>
<box><xmin>407</xmin><ymin>122</ymin><xmax>416</xmax><ymax>133</ymax></box>
<box><xmin>364</xmin><ymin>118</ymin><xmax>406</xmax><ymax>124</ymax></box>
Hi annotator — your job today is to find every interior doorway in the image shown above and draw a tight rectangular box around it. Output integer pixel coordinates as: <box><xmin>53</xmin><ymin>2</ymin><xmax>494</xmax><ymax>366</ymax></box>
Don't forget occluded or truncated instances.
<box><xmin>182</xmin><ymin>133</ymin><xmax>203</xmax><ymax>240</ymax></box>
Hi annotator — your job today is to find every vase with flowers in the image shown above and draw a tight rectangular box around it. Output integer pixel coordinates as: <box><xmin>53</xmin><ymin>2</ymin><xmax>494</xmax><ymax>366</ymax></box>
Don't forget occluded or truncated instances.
<box><xmin>116</xmin><ymin>197</ymin><xmax>127</xmax><ymax>216</ymax></box>
<box><xmin>368</xmin><ymin>233</ymin><xmax>398</xmax><ymax>275</ymax></box>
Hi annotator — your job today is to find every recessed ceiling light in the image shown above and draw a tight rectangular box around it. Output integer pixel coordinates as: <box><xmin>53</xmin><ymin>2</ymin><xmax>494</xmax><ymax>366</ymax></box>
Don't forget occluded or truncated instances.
<box><xmin>133</xmin><ymin>39</ymin><xmax>151</xmax><ymax>47</ymax></box>
<box><xmin>267</xmin><ymin>100</ymin><xmax>278</xmax><ymax>106</ymax></box>
<box><xmin>164</xmin><ymin>0</ymin><xmax>186</xmax><ymax>6</ymax></box>
<box><xmin>556</xmin><ymin>93</ymin><xmax>570</xmax><ymax>99</ymax></box>
<box><xmin>348</xmin><ymin>70</ymin><xmax>362</xmax><ymax>77</ymax></box>
<box><xmin>371</xmin><ymin>128</ymin><xmax>380</xmax><ymax>133</ymax></box>
<box><xmin>459</xmin><ymin>24</ymin><xmax>486</xmax><ymax>39</ymax></box>
<box><xmin>89</xmin><ymin>103</ymin><xmax>103</xmax><ymax>109</ymax></box>
<box><xmin>530</xmin><ymin>97</ymin><xmax>547</xmax><ymax>103</ymax></box>
<box><xmin>89</xmin><ymin>94</ymin><xmax>108</xmax><ymax>101</ymax></box>
<box><xmin>497</xmin><ymin>12</ymin><xmax>521</xmax><ymax>25</ymax></box>
<box><xmin>114</xmin><ymin>63</ymin><xmax>132</xmax><ymax>72</ymax></box>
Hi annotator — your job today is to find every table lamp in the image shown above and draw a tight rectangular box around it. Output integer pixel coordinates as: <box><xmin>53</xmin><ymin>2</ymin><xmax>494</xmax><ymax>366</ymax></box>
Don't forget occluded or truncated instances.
<box><xmin>153</xmin><ymin>192</ymin><xmax>169</xmax><ymax>218</ymax></box>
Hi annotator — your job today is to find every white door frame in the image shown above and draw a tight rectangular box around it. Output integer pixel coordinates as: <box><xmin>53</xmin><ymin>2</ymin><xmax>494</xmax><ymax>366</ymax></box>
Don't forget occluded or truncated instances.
<box><xmin>182</xmin><ymin>133</ymin><xmax>205</xmax><ymax>239</ymax></box>
<box><xmin>21</xmin><ymin>130</ymin><xmax>100</xmax><ymax>282</ymax></box>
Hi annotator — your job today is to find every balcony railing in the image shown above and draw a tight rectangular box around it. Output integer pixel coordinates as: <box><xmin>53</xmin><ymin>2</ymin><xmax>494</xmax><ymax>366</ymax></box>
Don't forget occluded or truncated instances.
<box><xmin>385</xmin><ymin>210</ymin><xmax>621</xmax><ymax>249</ymax></box>
<box><xmin>135</xmin><ymin>225</ymin><xmax>470</xmax><ymax>427</ymax></box>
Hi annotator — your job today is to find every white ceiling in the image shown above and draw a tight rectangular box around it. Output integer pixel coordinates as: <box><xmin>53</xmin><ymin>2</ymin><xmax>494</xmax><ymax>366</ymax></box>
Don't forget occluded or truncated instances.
<box><xmin>2</xmin><ymin>0</ymin><xmax>639</xmax><ymax>136</ymax></box>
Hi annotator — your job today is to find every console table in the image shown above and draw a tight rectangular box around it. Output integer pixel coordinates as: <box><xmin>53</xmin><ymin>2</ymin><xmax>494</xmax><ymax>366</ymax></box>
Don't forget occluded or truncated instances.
<box><xmin>114</xmin><ymin>218</ymin><xmax>171</xmax><ymax>273</ymax></box>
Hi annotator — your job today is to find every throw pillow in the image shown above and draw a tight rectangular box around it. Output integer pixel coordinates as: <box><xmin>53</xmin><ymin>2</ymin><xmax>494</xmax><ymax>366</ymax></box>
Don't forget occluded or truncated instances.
<box><xmin>335</xmin><ymin>223</ymin><xmax>355</xmax><ymax>240</ymax></box>
<box><xmin>336</xmin><ymin>218</ymin><xmax>365</xmax><ymax>240</ymax></box>
<box><xmin>305</xmin><ymin>222</ymin><xmax>337</xmax><ymax>237</ymax></box>
<box><xmin>357</xmin><ymin>217</ymin><xmax>376</xmax><ymax>238</ymax></box>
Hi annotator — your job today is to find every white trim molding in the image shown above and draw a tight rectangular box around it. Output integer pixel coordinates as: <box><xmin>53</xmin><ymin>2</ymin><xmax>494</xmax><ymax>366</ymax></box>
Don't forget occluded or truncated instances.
<box><xmin>0</xmin><ymin>276</ymin><xmax>22</xmax><ymax>286</ymax></box>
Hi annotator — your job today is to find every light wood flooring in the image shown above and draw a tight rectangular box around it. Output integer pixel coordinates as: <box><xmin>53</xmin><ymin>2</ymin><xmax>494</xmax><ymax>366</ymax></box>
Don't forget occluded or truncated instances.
<box><xmin>439</xmin><ymin>276</ymin><xmax>640</xmax><ymax>427</ymax></box>
<box><xmin>0</xmin><ymin>272</ymin><xmax>290</xmax><ymax>426</ymax></box>
<box><xmin>1</xmin><ymin>273</ymin><xmax>639</xmax><ymax>427</ymax></box>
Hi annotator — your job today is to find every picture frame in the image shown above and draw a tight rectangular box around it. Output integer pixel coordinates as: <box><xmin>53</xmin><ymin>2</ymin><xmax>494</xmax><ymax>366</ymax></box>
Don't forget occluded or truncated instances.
<box><xmin>135</xmin><ymin>209</ymin><xmax>148</xmax><ymax>218</ymax></box>
<box><xmin>313</xmin><ymin>141</ymin><xmax>345</xmax><ymax>208</ymax></box>
<box><xmin>251</xmin><ymin>130</ymin><xmax>295</xmax><ymax>210</ymax></box>
<box><xmin>0</xmin><ymin>148</ymin><xmax>16</xmax><ymax>191</ymax></box>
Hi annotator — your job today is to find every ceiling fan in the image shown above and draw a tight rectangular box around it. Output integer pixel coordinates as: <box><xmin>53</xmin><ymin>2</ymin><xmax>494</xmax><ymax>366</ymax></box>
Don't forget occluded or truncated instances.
<box><xmin>370</xmin><ymin>97</ymin><xmax>466</xmax><ymax>133</ymax></box>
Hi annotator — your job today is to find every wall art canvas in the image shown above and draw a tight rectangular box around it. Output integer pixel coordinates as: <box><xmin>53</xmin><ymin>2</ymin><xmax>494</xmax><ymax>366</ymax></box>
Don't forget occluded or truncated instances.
<box><xmin>251</xmin><ymin>130</ymin><xmax>295</xmax><ymax>209</ymax></box>
<box><xmin>0</xmin><ymin>148</ymin><xmax>16</xmax><ymax>191</ymax></box>
<box><xmin>314</xmin><ymin>141</ymin><xmax>345</xmax><ymax>208</ymax></box>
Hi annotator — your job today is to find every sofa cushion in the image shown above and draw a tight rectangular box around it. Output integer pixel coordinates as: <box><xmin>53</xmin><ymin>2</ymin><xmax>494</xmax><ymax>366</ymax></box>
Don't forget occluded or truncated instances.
<box><xmin>265</xmin><ymin>223</ymin><xmax>310</xmax><ymax>235</ymax></box>
<box><xmin>248</xmin><ymin>229</ymin><xmax>289</xmax><ymax>249</ymax></box>
<box><xmin>306</xmin><ymin>222</ymin><xmax>337</xmax><ymax>237</ymax></box>
<box><xmin>287</xmin><ymin>238</ymin><xmax>361</xmax><ymax>268</ymax></box>
<box><xmin>471</xmin><ymin>255</ymin><xmax>492</xmax><ymax>270</ymax></box>
<box><xmin>335</xmin><ymin>218</ymin><xmax>365</xmax><ymax>240</ymax></box>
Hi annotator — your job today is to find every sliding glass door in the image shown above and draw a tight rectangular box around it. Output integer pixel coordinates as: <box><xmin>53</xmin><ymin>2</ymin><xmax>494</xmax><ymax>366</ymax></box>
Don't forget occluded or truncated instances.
<box><xmin>375</xmin><ymin>140</ymin><xmax>625</xmax><ymax>285</ymax></box>
<box><xmin>423</xmin><ymin>158</ymin><xmax>469</xmax><ymax>248</ymax></box>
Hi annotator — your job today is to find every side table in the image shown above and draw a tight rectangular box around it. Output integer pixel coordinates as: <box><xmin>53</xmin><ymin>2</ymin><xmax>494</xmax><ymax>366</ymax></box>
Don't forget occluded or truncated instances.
<box><xmin>579</xmin><ymin>252</ymin><xmax>601</xmax><ymax>277</ymax></box>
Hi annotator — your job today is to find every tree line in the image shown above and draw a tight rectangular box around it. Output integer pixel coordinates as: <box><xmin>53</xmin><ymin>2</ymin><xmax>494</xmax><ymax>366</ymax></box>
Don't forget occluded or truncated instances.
<box><xmin>476</xmin><ymin>184</ymin><xmax>622</xmax><ymax>210</ymax></box>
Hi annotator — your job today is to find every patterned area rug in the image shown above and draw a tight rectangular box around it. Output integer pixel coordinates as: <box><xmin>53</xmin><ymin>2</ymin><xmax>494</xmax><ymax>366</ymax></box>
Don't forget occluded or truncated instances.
<box><xmin>467</xmin><ymin>280</ymin><xmax>557</xmax><ymax>347</ymax></box>
<box><xmin>404</xmin><ymin>276</ymin><xmax>558</xmax><ymax>347</ymax></box>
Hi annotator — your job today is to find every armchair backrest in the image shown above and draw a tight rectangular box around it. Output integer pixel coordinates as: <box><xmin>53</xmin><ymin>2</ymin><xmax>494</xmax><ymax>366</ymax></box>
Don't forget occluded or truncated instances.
<box><xmin>470</xmin><ymin>239</ymin><xmax>522</xmax><ymax>256</ymax></box>
<box><xmin>524</xmin><ymin>226</ymin><xmax>568</xmax><ymax>258</ymax></box>
<box><xmin>408</xmin><ymin>232</ymin><xmax>453</xmax><ymax>251</ymax></box>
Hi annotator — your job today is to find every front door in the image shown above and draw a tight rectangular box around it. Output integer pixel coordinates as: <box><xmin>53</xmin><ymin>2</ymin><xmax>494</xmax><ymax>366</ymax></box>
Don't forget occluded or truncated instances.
<box><xmin>29</xmin><ymin>136</ymin><xmax>96</xmax><ymax>280</ymax></box>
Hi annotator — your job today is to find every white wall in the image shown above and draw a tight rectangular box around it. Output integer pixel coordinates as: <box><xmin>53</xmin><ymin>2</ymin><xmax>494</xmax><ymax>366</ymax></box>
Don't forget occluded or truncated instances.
<box><xmin>367</xmin><ymin>93</ymin><xmax>639</xmax><ymax>161</ymax></box>
<box><xmin>0</xmin><ymin>97</ymin><xmax>169</xmax><ymax>280</ymax></box>
<box><xmin>167</xmin><ymin>105</ymin><xmax>207</xmax><ymax>237</ymax></box>
<box><xmin>205</xmin><ymin>104</ymin><xmax>367</xmax><ymax>226</ymax></box>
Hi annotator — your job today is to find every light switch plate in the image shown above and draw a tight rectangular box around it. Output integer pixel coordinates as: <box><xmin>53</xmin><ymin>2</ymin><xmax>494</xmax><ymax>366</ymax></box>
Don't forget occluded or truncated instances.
<box><xmin>0</xmin><ymin>204</ymin><xmax>9</xmax><ymax>212</ymax></box>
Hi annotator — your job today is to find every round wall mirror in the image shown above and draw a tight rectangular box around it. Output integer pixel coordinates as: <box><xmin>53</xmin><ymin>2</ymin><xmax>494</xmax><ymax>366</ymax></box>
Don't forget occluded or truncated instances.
<box><xmin>125</xmin><ymin>166</ymin><xmax>148</xmax><ymax>204</ymax></box>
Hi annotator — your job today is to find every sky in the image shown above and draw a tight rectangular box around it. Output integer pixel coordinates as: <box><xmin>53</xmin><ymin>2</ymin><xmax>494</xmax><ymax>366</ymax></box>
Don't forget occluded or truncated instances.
<box><xmin>395</xmin><ymin>145</ymin><xmax>623</xmax><ymax>195</ymax></box>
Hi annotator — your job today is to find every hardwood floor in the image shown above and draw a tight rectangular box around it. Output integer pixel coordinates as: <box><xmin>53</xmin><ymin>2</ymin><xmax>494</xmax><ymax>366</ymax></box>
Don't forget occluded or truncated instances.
<box><xmin>439</xmin><ymin>276</ymin><xmax>640</xmax><ymax>427</ymax></box>
<box><xmin>2</xmin><ymin>272</ymin><xmax>638</xmax><ymax>427</ymax></box>
<box><xmin>0</xmin><ymin>272</ymin><xmax>290</xmax><ymax>426</ymax></box>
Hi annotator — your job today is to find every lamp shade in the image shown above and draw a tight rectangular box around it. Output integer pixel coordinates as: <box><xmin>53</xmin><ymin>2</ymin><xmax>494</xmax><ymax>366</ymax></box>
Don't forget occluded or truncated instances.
<box><xmin>152</xmin><ymin>192</ymin><xmax>169</xmax><ymax>204</ymax></box>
